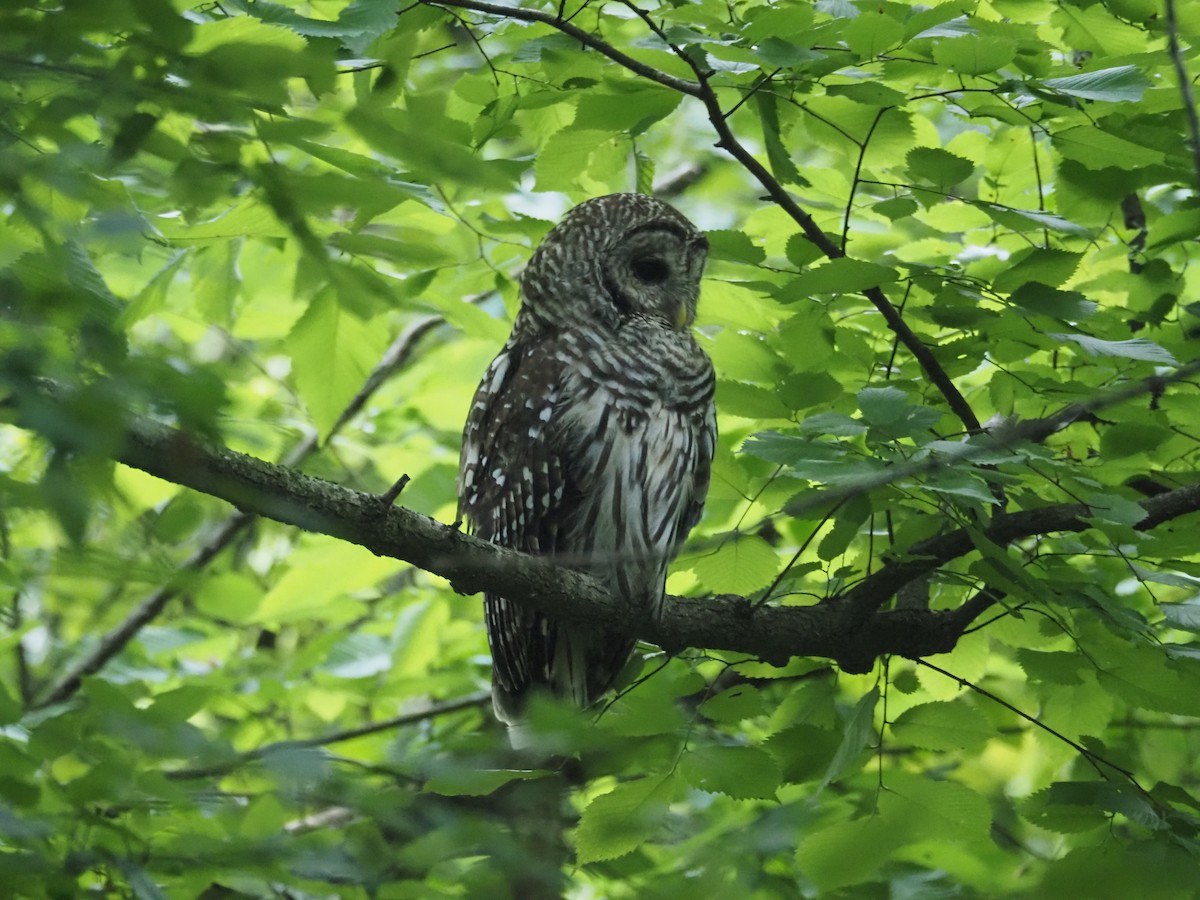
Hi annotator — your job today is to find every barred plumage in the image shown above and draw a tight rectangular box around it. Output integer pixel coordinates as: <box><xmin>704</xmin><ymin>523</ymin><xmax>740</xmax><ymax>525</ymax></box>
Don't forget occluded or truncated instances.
<box><xmin>458</xmin><ymin>194</ymin><xmax>716</xmax><ymax>725</ymax></box>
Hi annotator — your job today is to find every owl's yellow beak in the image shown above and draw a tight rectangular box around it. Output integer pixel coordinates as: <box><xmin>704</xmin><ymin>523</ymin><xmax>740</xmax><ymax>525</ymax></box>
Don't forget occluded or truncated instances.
<box><xmin>673</xmin><ymin>302</ymin><xmax>691</xmax><ymax>330</ymax></box>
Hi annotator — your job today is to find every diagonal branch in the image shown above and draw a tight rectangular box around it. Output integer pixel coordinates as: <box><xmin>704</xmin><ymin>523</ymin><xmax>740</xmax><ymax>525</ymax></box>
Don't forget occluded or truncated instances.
<box><xmin>419</xmin><ymin>0</ymin><xmax>702</xmax><ymax>97</ymax></box>
<box><xmin>18</xmin><ymin>377</ymin><xmax>1200</xmax><ymax>677</ymax></box>
<box><xmin>32</xmin><ymin>315</ymin><xmax>448</xmax><ymax>708</ymax></box>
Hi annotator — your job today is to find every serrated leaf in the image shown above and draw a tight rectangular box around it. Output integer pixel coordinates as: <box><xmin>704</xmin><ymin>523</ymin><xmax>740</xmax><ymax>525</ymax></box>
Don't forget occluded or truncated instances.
<box><xmin>932</xmin><ymin>34</ymin><xmax>1014</xmax><ymax>75</ymax></box>
<box><xmin>826</xmin><ymin>82</ymin><xmax>906</xmax><ymax>106</ymax></box>
<box><xmin>817</xmin><ymin>494</ymin><xmax>871</xmax><ymax>561</ymax></box>
<box><xmin>424</xmin><ymin>768</ymin><xmax>537</xmax><ymax>797</ymax></box>
<box><xmin>755</xmin><ymin>93</ymin><xmax>806</xmax><ymax>187</ymax></box>
<box><xmin>255</xmin><ymin>540</ymin><xmax>395</xmax><ymax>623</ymax></box>
<box><xmin>1042</xmin><ymin>65</ymin><xmax>1150</xmax><ymax>102</ymax></box>
<box><xmin>1019</xmin><ymin>644</ymin><xmax>1088</xmax><ymax>684</ymax></box>
<box><xmin>689</xmin><ymin>535</ymin><xmax>781</xmax><ymax>595</ymax></box>
<box><xmin>797</xmin><ymin>771</ymin><xmax>988</xmax><ymax>891</ymax></box>
<box><xmin>1008</xmin><ymin>283</ymin><xmax>1096</xmax><ymax>320</ymax></box>
<box><xmin>1049</xmin><ymin>333</ymin><xmax>1177</xmax><ymax>364</ymax></box>
<box><xmin>1162</xmin><ymin>600</ymin><xmax>1200</xmax><ymax>634</ymax></box>
<box><xmin>681</xmin><ymin>745</ymin><xmax>781</xmax><ymax>799</ymax></box>
<box><xmin>1019</xmin><ymin>782</ymin><xmax>1117</xmax><ymax>833</ymax></box>
<box><xmin>573</xmin><ymin>86</ymin><xmax>681</xmax><ymax>134</ymax></box>
<box><xmin>817</xmin><ymin>687</ymin><xmax>878</xmax><ymax>791</ymax></box>
<box><xmin>857</xmin><ymin>386</ymin><xmax>908</xmax><ymax>425</ymax></box>
<box><xmin>1053</xmin><ymin>125</ymin><xmax>1163</xmax><ymax>170</ymax></box>
<box><xmin>1145</xmin><ymin>209</ymin><xmax>1200</xmax><ymax>251</ymax></box>
<box><xmin>880</xmin><ymin>771</ymin><xmax>991</xmax><ymax>839</ymax></box>
<box><xmin>791</xmin><ymin>258</ymin><xmax>898</xmax><ymax>295</ymax></box>
<box><xmin>707</xmin><ymin>229</ymin><xmax>765</xmax><ymax>264</ymax></box>
<box><xmin>785</xmin><ymin>233</ymin><xmax>823</xmax><ymax>267</ymax></box>
<box><xmin>699</xmin><ymin>685</ymin><xmax>765</xmax><ymax>724</ymax></box>
<box><xmin>906</xmin><ymin>147</ymin><xmax>973</xmax><ymax>189</ymax></box>
<box><xmin>575</xmin><ymin>775</ymin><xmax>675</xmax><ymax>864</ymax></box>
<box><xmin>993</xmin><ymin>249</ymin><xmax>1082</xmax><ymax>293</ymax></box>
<box><xmin>717</xmin><ymin>380</ymin><xmax>791</xmax><ymax>419</ymax></box>
<box><xmin>1101</xmin><ymin>423</ymin><xmax>1171</xmax><ymax>458</ymax></box>
<box><xmin>799</xmin><ymin>412</ymin><xmax>868</xmax><ymax>437</ymax></box>
<box><xmin>889</xmin><ymin>700</ymin><xmax>992</xmax><ymax>752</ymax></box>
<box><xmin>969</xmin><ymin>201</ymin><xmax>1092</xmax><ymax>236</ymax></box>
<box><xmin>286</xmin><ymin>287</ymin><xmax>387</xmax><ymax>438</ymax></box>
<box><xmin>186</xmin><ymin>16</ymin><xmax>307</xmax><ymax>55</ymax></box>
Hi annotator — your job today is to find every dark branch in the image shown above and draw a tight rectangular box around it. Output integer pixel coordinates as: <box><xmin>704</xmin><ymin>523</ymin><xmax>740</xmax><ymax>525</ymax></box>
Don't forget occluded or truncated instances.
<box><xmin>419</xmin><ymin>0</ymin><xmax>703</xmax><ymax>97</ymax></box>
<box><xmin>19</xmin><ymin>378</ymin><xmax>1200</xmax><ymax>677</ymax></box>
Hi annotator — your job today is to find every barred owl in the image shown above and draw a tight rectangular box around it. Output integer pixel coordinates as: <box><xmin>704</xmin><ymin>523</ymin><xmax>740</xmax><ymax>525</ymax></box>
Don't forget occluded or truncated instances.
<box><xmin>458</xmin><ymin>193</ymin><xmax>716</xmax><ymax>726</ymax></box>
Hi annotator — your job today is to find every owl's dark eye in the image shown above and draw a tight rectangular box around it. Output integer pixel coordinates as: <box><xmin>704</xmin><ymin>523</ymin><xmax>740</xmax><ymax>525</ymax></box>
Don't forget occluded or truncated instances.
<box><xmin>631</xmin><ymin>256</ymin><xmax>670</xmax><ymax>284</ymax></box>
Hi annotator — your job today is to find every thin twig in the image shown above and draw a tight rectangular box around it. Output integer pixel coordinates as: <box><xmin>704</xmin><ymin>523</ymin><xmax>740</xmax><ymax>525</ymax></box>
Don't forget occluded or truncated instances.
<box><xmin>420</xmin><ymin>0</ymin><xmax>702</xmax><ymax>96</ymax></box>
<box><xmin>167</xmin><ymin>692</ymin><xmax>490</xmax><ymax>780</ymax></box>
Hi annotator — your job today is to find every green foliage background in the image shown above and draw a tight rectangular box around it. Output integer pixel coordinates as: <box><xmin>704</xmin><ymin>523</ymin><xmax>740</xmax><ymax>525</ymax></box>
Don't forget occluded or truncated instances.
<box><xmin>1</xmin><ymin>0</ymin><xmax>1200</xmax><ymax>896</ymax></box>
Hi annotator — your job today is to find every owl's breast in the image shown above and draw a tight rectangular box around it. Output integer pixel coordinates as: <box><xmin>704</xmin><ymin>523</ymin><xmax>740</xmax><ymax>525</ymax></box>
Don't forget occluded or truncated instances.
<box><xmin>559</xmin><ymin>322</ymin><xmax>712</xmax><ymax>415</ymax></box>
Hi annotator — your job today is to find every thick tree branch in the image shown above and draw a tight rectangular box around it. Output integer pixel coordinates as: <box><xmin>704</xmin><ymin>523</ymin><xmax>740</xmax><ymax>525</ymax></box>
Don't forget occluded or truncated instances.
<box><xmin>19</xmin><ymin>379</ymin><xmax>1200</xmax><ymax>677</ymax></box>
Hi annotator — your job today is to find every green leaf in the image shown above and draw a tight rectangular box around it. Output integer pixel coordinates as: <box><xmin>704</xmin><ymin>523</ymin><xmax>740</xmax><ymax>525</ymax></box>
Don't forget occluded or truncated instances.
<box><xmin>790</xmin><ymin>258</ymin><xmax>898</xmax><ymax>295</ymax></box>
<box><xmin>1020</xmin><ymin>782</ymin><xmax>1120</xmax><ymax>833</ymax></box>
<box><xmin>1048</xmin><ymin>332</ymin><xmax>1177</xmax><ymax>364</ymax></box>
<box><xmin>1162</xmin><ymin>600</ymin><xmax>1200</xmax><ymax>634</ymax></box>
<box><xmin>784</xmin><ymin>233</ymin><xmax>823</xmax><ymax>267</ymax></box>
<box><xmin>969</xmin><ymin>201</ymin><xmax>1093</xmax><ymax>236</ymax></box>
<box><xmin>1053</xmin><ymin>125</ymin><xmax>1164</xmax><ymax>170</ymax></box>
<box><xmin>575</xmin><ymin>775</ymin><xmax>676</xmax><ymax>864</ymax></box>
<box><xmin>993</xmin><ymin>249</ymin><xmax>1083</xmax><ymax>293</ymax></box>
<box><xmin>1041</xmin><ymin>65</ymin><xmax>1151</xmax><ymax>102</ymax></box>
<box><xmin>755</xmin><ymin>93</ymin><xmax>806</xmax><ymax>187</ymax></box>
<box><xmin>707</xmin><ymin>230</ymin><xmax>765</xmax><ymax>264</ymax></box>
<box><xmin>817</xmin><ymin>494</ymin><xmax>871</xmax><ymax>561</ymax></box>
<box><xmin>906</xmin><ymin>147</ymin><xmax>974</xmax><ymax>189</ymax></box>
<box><xmin>285</xmin><ymin>287</ymin><xmax>387</xmax><ymax>439</ymax></box>
<box><xmin>424</xmin><ymin>769</ymin><xmax>538</xmax><ymax>797</ymax></box>
<box><xmin>254</xmin><ymin>539</ymin><xmax>396</xmax><ymax>623</ymax></box>
<box><xmin>717</xmin><ymin>381</ymin><xmax>791</xmax><ymax>419</ymax></box>
<box><xmin>857</xmin><ymin>386</ymin><xmax>907</xmax><ymax>425</ymax></box>
<box><xmin>818</xmin><ymin>687</ymin><xmax>878</xmax><ymax>791</ymax></box>
<box><xmin>889</xmin><ymin>700</ymin><xmax>992</xmax><ymax>752</ymax></box>
<box><xmin>186</xmin><ymin>15</ymin><xmax>307</xmax><ymax>55</ymax></box>
<box><xmin>680</xmin><ymin>745</ymin><xmax>781</xmax><ymax>799</ymax></box>
<box><xmin>825</xmin><ymin>82</ymin><xmax>906</xmax><ymax>107</ymax></box>
<box><xmin>347</xmin><ymin>106</ymin><xmax>517</xmax><ymax>190</ymax></box>
<box><xmin>932</xmin><ymin>34</ymin><xmax>1015</xmax><ymax>75</ymax></box>
<box><xmin>799</xmin><ymin>412</ymin><xmax>868</xmax><ymax>437</ymax></box>
<box><xmin>1100</xmin><ymin>423</ymin><xmax>1171</xmax><ymax>458</ymax></box>
<box><xmin>1008</xmin><ymin>283</ymin><xmax>1097</xmax><ymax>320</ymax></box>
<box><xmin>700</xmin><ymin>685</ymin><xmax>766</xmax><ymax>724</ymax></box>
<box><xmin>1145</xmin><ymin>209</ymin><xmax>1200</xmax><ymax>251</ymax></box>
<box><xmin>688</xmin><ymin>535</ymin><xmax>781</xmax><ymax>595</ymax></box>
<box><xmin>844</xmin><ymin>12</ymin><xmax>904</xmax><ymax>59</ymax></box>
<box><xmin>574</xmin><ymin>85</ymin><xmax>681</xmax><ymax>134</ymax></box>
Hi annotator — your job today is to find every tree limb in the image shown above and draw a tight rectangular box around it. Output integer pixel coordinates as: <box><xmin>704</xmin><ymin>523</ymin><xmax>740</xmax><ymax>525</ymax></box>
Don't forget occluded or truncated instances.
<box><xmin>19</xmin><ymin>378</ymin><xmax>1200</xmax><ymax>677</ymax></box>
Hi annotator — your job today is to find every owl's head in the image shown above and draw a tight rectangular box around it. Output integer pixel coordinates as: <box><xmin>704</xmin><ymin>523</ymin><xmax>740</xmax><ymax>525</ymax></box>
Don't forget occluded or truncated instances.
<box><xmin>521</xmin><ymin>193</ymin><xmax>709</xmax><ymax>334</ymax></box>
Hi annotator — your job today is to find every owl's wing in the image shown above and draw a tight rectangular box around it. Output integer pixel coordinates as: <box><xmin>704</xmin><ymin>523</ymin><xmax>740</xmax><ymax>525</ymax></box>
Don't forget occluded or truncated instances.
<box><xmin>677</xmin><ymin>365</ymin><xmax>717</xmax><ymax>548</ymax></box>
<box><xmin>458</xmin><ymin>336</ymin><xmax>577</xmax><ymax>721</ymax></box>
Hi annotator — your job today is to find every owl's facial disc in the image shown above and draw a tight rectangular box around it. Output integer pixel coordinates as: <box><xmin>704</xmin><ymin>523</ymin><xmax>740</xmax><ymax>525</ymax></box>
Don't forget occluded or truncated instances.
<box><xmin>604</xmin><ymin>226</ymin><xmax>707</xmax><ymax>330</ymax></box>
